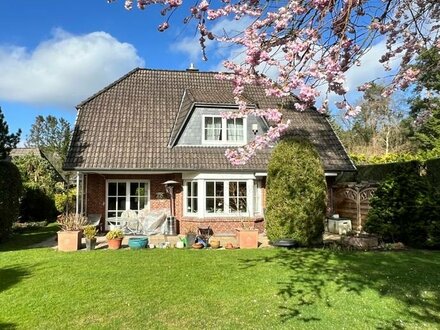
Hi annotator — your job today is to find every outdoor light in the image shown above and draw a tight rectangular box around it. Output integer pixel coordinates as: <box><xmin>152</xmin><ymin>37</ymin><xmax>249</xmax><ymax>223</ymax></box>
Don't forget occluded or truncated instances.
<box><xmin>251</xmin><ymin>124</ymin><xmax>258</xmax><ymax>135</ymax></box>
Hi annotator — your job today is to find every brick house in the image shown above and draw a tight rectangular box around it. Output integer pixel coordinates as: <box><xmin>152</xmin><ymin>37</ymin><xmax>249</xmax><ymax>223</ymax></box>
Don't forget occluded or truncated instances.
<box><xmin>63</xmin><ymin>68</ymin><xmax>355</xmax><ymax>235</ymax></box>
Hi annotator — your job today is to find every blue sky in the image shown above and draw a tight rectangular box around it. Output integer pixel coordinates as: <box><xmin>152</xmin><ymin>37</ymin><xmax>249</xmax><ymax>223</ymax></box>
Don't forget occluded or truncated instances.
<box><xmin>0</xmin><ymin>1</ymin><xmax>393</xmax><ymax>143</ymax></box>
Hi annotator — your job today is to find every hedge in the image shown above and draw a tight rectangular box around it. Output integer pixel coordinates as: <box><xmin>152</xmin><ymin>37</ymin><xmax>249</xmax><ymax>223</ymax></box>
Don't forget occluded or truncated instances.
<box><xmin>0</xmin><ymin>161</ymin><xmax>22</xmax><ymax>241</ymax></box>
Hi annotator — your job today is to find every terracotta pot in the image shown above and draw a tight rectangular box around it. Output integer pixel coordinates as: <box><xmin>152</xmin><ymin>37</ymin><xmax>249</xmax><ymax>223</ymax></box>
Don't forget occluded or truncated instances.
<box><xmin>57</xmin><ymin>230</ymin><xmax>82</xmax><ymax>252</ymax></box>
<box><xmin>107</xmin><ymin>238</ymin><xmax>123</xmax><ymax>250</ymax></box>
<box><xmin>210</xmin><ymin>240</ymin><xmax>220</xmax><ymax>249</ymax></box>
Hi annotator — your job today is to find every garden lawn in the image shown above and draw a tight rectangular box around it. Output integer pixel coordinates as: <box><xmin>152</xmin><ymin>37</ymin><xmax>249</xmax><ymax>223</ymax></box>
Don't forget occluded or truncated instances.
<box><xmin>1</xmin><ymin>229</ymin><xmax>440</xmax><ymax>329</ymax></box>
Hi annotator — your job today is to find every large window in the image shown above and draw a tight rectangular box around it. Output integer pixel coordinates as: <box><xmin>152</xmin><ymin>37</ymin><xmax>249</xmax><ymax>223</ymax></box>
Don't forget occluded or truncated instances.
<box><xmin>183</xmin><ymin>177</ymin><xmax>258</xmax><ymax>217</ymax></box>
<box><xmin>107</xmin><ymin>181</ymin><xmax>149</xmax><ymax>219</ymax></box>
<box><xmin>203</xmin><ymin>116</ymin><xmax>245</xmax><ymax>144</ymax></box>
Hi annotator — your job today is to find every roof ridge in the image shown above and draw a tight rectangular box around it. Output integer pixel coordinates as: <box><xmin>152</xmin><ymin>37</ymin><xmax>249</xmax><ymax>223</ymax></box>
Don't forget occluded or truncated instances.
<box><xmin>137</xmin><ymin>67</ymin><xmax>226</xmax><ymax>75</ymax></box>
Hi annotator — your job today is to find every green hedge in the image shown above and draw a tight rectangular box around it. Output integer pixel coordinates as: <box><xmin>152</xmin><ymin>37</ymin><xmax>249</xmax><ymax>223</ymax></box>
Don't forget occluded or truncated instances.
<box><xmin>19</xmin><ymin>187</ymin><xmax>58</xmax><ymax>222</ymax></box>
<box><xmin>0</xmin><ymin>161</ymin><xmax>22</xmax><ymax>241</ymax></box>
<box><xmin>266</xmin><ymin>138</ymin><xmax>326</xmax><ymax>246</ymax></box>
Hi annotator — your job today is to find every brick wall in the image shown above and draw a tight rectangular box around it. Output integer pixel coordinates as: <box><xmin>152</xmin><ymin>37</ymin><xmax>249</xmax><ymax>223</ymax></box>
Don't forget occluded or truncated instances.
<box><xmin>85</xmin><ymin>172</ymin><xmax>267</xmax><ymax>235</ymax></box>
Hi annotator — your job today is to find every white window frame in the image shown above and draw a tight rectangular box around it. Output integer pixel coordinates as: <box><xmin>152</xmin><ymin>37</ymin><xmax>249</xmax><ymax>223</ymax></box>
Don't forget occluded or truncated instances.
<box><xmin>202</xmin><ymin>115</ymin><xmax>247</xmax><ymax>145</ymax></box>
<box><xmin>105</xmin><ymin>180</ymin><xmax>150</xmax><ymax>223</ymax></box>
<box><xmin>183</xmin><ymin>176</ymin><xmax>256</xmax><ymax>217</ymax></box>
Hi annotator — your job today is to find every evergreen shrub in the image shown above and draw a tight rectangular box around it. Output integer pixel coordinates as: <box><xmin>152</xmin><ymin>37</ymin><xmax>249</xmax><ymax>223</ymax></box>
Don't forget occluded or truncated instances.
<box><xmin>0</xmin><ymin>161</ymin><xmax>22</xmax><ymax>241</ymax></box>
<box><xmin>19</xmin><ymin>187</ymin><xmax>58</xmax><ymax>222</ymax></box>
<box><xmin>266</xmin><ymin>138</ymin><xmax>327</xmax><ymax>246</ymax></box>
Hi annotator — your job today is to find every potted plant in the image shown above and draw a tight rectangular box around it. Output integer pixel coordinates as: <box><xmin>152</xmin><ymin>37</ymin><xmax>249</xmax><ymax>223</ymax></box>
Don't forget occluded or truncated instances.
<box><xmin>83</xmin><ymin>225</ymin><xmax>98</xmax><ymax>251</ymax></box>
<box><xmin>106</xmin><ymin>229</ymin><xmax>124</xmax><ymax>250</ymax></box>
<box><xmin>185</xmin><ymin>226</ymin><xmax>197</xmax><ymax>248</ymax></box>
<box><xmin>57</xmin><ymin>213</ymin><xmax>88</xmax><ymax>252</ymax></box>
<box><xmin>236</xmin><ymin>219</ymin><xmax>259</xmax><ymax>249</ymax></box>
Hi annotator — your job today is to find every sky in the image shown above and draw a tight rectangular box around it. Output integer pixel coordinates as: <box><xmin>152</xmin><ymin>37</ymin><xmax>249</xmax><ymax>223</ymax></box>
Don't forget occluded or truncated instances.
<box><xmin>0</xmin><ymin>1</ymin><xmax>394</xmax><ymax>144</ymax></box>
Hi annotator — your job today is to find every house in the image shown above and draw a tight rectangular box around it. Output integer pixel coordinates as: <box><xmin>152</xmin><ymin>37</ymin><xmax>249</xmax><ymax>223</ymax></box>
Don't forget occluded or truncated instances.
<box><xmin>64</xmin><ymin>68</ymin><xmax>355</xmax><ymax>235</ymax></box>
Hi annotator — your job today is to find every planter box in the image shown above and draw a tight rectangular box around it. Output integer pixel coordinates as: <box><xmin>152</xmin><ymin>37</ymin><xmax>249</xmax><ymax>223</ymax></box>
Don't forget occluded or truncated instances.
<box><xmin>57</xmin><ymin>230</ymin><xmax>82</xmax><ymax>252</ymax></box>
<box><xmin>236</xmin><ymin>229</ymin><xmax>259</xmax><ymax>249</ymax></box>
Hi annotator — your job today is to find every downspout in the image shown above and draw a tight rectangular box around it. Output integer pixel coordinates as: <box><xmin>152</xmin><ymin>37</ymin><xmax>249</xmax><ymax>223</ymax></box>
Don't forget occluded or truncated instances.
<box><xmin>76</xmin><ymin>171</ymin><xmax>80</xmax><ymax>215</ymax></box>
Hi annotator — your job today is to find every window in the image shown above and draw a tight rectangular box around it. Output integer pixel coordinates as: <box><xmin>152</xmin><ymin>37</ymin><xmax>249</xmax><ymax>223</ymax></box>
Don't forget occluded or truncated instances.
<box><xmin>203</xmin><ymin>116</ymin><xmax>245</xmax><ymax>144</ymax></box>
<box><xmin>229</xmin><ymin>181</ymin><xmax>247</xmax><ymax>213</ymax></box>
<box><xmin>206</xmin><ymin>181</ymin><xmax>225</xmax><ymax>213</ymax></box>
<box><xmin>186</xmin><ymin>181</ymin><xmax>198</xmax><ymax>214</ymax></box>
<box><xmin>205</xmin><ymin>180</ymin><xmax>246</xmax><ymax>215</ymax></box>
<box><xmin>183</xmin><ymin>177</ymin><xmax>256</xmax><ymax>217</ymax></box>
<box><xmin>107</xmin><ymin>181</ymin><xmax>149</xmax><ymax>220</ymax></box>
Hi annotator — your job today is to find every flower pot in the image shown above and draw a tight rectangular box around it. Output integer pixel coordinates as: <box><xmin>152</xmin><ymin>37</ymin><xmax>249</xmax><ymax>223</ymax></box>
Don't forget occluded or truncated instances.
<box><xmin>57</xmin><ymin>230</ymin><xmax>82</xmax><ymax>252</ymax></box>
<box><xmin>128</xmin><ymin>237</ymin><xmax>148</xmax><ymax>250</ymax></box>
<box><xmin>85</xmin><ymin>238</ymin><xmax>97</xmax><ymax>251</ymax></box>
<box><xmin>107</xmin><ymin>238</ymin><xmax>123</xmax><ymax>250</ymax></box>
<box><xmin>236</xmin><ymin>229</ymin><xmax>259</xmax><ymax>249</ymax></box>
<box><xmin>210</xmin><ymin>240</ymin><xmax>220</xmax><ymax>249</ymax></box>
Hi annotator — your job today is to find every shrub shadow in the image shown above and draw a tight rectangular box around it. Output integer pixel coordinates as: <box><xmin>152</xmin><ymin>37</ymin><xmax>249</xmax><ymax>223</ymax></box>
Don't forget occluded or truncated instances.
<box><xmin>240</xmin><ymin>249</ymin><xmax>440</xmax><ymax>327</ymax></box>
<box><xmin>0</xmin><ymin>266</ymin><xmax>31</xmax><ymax>293</ymax></box>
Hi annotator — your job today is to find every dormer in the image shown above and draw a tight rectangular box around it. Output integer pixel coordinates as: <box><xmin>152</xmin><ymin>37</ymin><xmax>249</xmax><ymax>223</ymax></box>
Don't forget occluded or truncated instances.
<box><xmin>168</xmin><ymin>89</ymin><xmax>268</xmax><ymax>148</ymax></box>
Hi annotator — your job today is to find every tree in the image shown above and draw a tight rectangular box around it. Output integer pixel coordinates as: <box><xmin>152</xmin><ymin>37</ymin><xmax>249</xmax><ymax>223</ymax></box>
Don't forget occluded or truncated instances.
<box><xmin>110</xmin><ymin>0</ymin><xmax>439</xmax><ymax>164</ymax></box>
<box><xmin>410</xmin><ymin>47</ymin><xmax>440</xmax><ymax>152</ymax></box>
<box><xmin>0</xmin><ymin>107</ymin><xmax>21</xmax><ymax>160</ymax></box>
<box><xmin>26</xmin><ymin>115</ymin><xmax>72</xmax><ymax>171</ymax></box>
<box><xmin>340</xmin><ymin>84</ymin><xmax>410</xmax><ymax>159</ymax></box>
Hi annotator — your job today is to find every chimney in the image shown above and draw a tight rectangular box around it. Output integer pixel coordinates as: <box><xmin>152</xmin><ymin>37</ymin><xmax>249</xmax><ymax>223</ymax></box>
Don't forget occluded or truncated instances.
<box><xmin>186</xmin><ymin>63</ymin><xmax>199</xmax><ymax>72</ymax></box>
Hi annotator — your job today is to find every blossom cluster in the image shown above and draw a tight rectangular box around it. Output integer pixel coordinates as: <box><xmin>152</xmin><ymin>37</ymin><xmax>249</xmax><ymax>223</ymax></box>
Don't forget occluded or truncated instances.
<box><xmin>110</xmin><ymin>0</ymin><xmax>440</xmax><ymax>164</ymax></box>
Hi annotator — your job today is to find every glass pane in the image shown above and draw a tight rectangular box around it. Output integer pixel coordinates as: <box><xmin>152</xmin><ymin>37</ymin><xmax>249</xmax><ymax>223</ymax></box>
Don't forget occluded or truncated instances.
<box><xmin>130</xmin><ymin>182</ymin><xmax>138</xmax><ymax>196</ymax></box>
<box><xmin>116</xmin><ymin>211</ymin><xmax>123</xmax><ymax>218</ymax></box>
<box><xmin>187</xmin><ymin>182</ymin><xmax>192</xmax><ymax>196</ymax></box>
<box><xmin>206</xmin><ymin>182</ymin><xmax>214</xmax><ymax>196</ymax></box>
<box><xmin>139</xmin><ymin>196</ymin><xmax>147</xmax><ymax>209</ymax></box>
<box><xmin>214</xmin><ymin>117</ymin><xmax>222</xmax><ymax>128</ymax></box>
<box><xmin>108</xmin><ymin>211</ymin><xmax>116</xmax><ymax>218</ymax></box>
<box><xmin>239</xmin><ymin>197</ymin><xmax>247</xmax><ymax>212</ymax></box>
<box><xmin>117</xmin><ymin>197</ymin><xmax>126</xmax><ymax>210</ymax></box>
<box><xmin>108</xmin><ymin>197</ymin><xmax>116</xmax><ymax>210</ymax></box>
<box><xmin>206</xmin><ymin>198</ymin><xmax>214</xmax><ymax>213</ymax></box>
<box><xmin>229</xmin><ymin>197</ymin><xmax>238</xmax><ymax>212</ymax></box>
<box><xmin>193</xmin><ymin>182</ymin><xmax>198</xmax><ymax>196</ymax></box>
<box><xmin>229</xmin><ymin>182</ymin><xmax>237</xmax><ymax>197</ymax></box>
<box><xmin>216</xmin><ymin>198</ymin><xmax>224</xmax><ymax>212</ymax></box>
<box><xmin>187</xmin><ymin>198</ymin><xmax>192</xmax><ymax>212</ymax></box>
<box><xmin>215</xmin><ymin>128</ymin><xmax>222</xmax><ymax>140</ymax></box>
<box><xmin>216</xmin><ymin>182</ymin><xmax>224</xmax><ymax>197</ymax></box>
<box><xmin>205</xmin><ymin>117</ymin><xmax>212</xmax><ymax>128</ymax></box>
<box><xmin>130</xmin><ymin>197</ymin><xmax>138</xmax><ymax>210</ymax></box>
<box><xmin>239</xmin><ymin>182</ymin><xmax>247</xmax><ymax>196</ymax></box>
<box><xmin>108</xmin><ymin>183</ymin><xmax>117</xmax><ymax>196</ymax></box>
<box><xmin>117</xmin><ymin>183</ymin><xmax>126</xmax><ymax>195</ymax></box>
<box><xmin>193</xmin><ymin>198</ymin><xmax>198</xmax><ymax>213</ymax></box>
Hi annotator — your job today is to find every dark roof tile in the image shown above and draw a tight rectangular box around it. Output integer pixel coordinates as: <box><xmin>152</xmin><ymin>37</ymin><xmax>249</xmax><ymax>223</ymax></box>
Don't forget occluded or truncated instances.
<box><xmin>64</xmin><ymin>68</ymin><xmax>355</xmax><ymax>172</ymax></box>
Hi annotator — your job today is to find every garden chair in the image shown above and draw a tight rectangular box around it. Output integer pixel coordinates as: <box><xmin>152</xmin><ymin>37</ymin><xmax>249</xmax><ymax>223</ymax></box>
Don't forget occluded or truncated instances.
<box><xmin>86</xmin><ymin>214</ymin><xmax>102</xmax><ymax>232</ymax></box>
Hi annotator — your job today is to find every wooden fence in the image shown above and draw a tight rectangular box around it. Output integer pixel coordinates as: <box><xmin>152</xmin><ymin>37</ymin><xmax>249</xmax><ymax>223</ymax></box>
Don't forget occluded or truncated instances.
<box><xmin>332</xmin><ymin>183</ymin><xmax>377</xmax><ymax>231</ymax></box>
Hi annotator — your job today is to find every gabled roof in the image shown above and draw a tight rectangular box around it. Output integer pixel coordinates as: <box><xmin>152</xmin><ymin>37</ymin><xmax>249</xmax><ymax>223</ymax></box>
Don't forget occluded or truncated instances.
<box><xmin>64</xmin><ymin>68</ymin><xmax>355</xmax><ymax>172</ymax></box>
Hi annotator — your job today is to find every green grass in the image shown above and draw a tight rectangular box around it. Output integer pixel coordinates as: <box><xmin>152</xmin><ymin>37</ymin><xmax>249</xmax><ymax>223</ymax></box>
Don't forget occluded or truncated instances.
<box><xmin>1</xmin><ymin>228</ymin><xmax>440</xmax><ymax>329</ymax></box>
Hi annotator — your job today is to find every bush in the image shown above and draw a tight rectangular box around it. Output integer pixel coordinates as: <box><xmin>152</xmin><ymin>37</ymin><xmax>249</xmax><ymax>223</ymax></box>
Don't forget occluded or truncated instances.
<box><xmin>19</xmin><ymin>186</ymin><xmax>58</xmax><ymax>222</ymax></box>
<box><xmin>266</xmin><ymin>138</ymin><xmax>327</xmax><ymax>246</ymax></box>
<box><xmin>0</xmin><ymin>161</ymin><xmax>22</xmax><ymax>241</ymax></box>
<box><xmin>364</xmin><ymin>164</ymin><xmax>440</xmax><ymax>248</ymax></box>
<box><xmin>54</xmin><ymin>188</ymin><xmax>76</xmax><ymax>213</ymax></box>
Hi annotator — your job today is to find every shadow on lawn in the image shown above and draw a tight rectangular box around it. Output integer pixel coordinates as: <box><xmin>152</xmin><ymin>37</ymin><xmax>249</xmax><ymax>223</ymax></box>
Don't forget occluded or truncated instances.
<box><xmin>0</xmin><ymin>266</ymin><xmax>31</xmax><ymax>294</ymax></box>
<box><xmin>240</xmin><ymin>249</ymin><xmax>440</xmax><ymax>328</ymax></box>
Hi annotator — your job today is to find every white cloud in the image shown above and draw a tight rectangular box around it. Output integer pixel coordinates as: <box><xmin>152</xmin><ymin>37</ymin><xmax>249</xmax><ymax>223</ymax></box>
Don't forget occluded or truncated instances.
<box><xmin>0</xmin><ymin>28</ymin><xmax>144</xmax><ymax>108</ymax></box>
<box><xmin>172</xmin><ymin>17</ymin><xmax>253</xmax><ymax>70</ymax></box>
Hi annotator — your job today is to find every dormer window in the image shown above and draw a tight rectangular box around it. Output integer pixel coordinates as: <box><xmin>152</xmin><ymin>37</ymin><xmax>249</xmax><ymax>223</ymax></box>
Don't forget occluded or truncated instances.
<box><xmin>203</xmin><ymin>115</ymin><xmax>245</xmax><ymax>145</ymax></box>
